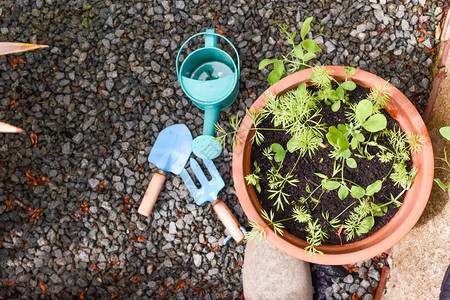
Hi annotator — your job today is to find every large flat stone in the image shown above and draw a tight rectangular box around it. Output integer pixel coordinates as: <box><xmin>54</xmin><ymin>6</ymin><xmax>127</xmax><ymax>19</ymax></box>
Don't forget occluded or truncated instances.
<box><xmin>243</xmin><ymin>230</ymin><xmax>313</xmax><ymax>300</ymax></box>
<box><xmin>382</xmin><ymin>74</ymin><xmax>450</xmax><ymax>299</ymax></box>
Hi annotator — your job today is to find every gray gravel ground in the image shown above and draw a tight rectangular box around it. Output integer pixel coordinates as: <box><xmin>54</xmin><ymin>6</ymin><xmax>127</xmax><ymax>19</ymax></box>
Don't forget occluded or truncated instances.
<box><xmin>0</xmin><ymin>0</ymin><xmax>446</xmax><ymax>299</ymax></box>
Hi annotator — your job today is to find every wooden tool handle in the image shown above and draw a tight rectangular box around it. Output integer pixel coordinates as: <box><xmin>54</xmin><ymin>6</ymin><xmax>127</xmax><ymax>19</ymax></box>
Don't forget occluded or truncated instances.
<box><xmin>211</xmin><ymin>199</ymin><xmax>244</xmax><ymax>244</ymax></box>
<box><xmin>138</xmin><ymin>170</ymin><xmax>166</xmax><ymax>217</ymax></box>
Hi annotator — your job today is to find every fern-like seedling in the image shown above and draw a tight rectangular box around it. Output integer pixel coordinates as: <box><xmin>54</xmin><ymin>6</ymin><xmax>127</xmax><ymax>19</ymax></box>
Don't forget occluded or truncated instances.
<box><xmin>407</xmin><ymin>133</ymin><xmax>425</xmax><ymax>153</ymax></box>
<box><xmin>293</xmin><ymin>206</ymin><xmax>312</xmax><ymax>224</ymax></box>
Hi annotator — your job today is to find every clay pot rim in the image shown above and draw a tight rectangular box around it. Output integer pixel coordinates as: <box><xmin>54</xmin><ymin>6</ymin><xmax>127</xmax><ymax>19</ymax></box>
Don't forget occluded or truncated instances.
<box><xmin>232</xmin><ymin>66</ymin><xmax>434</xmax><ymax>265</ymax></box>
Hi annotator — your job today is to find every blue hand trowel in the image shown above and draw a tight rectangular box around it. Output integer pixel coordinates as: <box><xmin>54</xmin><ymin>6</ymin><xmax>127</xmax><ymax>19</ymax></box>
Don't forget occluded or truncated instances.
<box><xmin>138</xmin><ymin>124</ymin><xmax>192</xmax><ymax>217</ymax></box>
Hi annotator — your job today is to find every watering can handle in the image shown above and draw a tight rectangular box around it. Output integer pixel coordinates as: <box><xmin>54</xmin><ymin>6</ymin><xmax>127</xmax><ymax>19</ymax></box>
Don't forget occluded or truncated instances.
<box><xmin>176</xmin><ymin>30</ymin><xmax>240</xmax><ymax>80</ymax></box>
<box><xmin>211</xmin><ymin>199</ymin><xmax>245</xmax><ymax>244</ymax></box>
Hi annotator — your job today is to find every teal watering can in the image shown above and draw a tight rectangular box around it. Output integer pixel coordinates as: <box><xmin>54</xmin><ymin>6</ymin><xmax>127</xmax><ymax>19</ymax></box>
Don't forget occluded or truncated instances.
<box><xmin>176</xmin><ymin>29</ymin><xmax>240</xmax><ymax>159</ymax></box>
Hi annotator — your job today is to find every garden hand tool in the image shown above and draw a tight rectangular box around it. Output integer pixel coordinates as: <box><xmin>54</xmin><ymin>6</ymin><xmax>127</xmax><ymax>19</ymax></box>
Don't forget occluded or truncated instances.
<box><xmin>180</xmin><ymin>158</ymin><xmax>245</xmax><ymax>243</ymax></box>
<box><xmin>138</xmin><ymin>124</ymin><xmax>192</xmax><ymax>217</ymax></box>
<box><xmin>176</xmin><ymin>29</ymin><xmax>240</xmax><ymax>160</ymax></box>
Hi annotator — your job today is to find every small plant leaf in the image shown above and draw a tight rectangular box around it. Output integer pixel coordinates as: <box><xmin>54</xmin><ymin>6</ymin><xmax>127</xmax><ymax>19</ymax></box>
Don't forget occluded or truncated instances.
<box><xmin>338</xmin><ymin>184</ymin><xmax>349</xmax><ymax>200</ymax></box>
<box><xmin>268</xmin><ymin>60</ymin><xmax>285</xmax><ymax>85</ymax></box>
<box><xmin>356</xmin><ymin>99</ymin><xmax>373</xmax><ymax>124</ymax></box>
<box><xmin>303</xmin><ymin>52</ymin><xmax>316</xmax><ymax>62</ymax></box>
<box><xmin>326</xmin><ymin>126</ymin><xmax>342</xmax><ymax>147</ymax></box>
<box><xmin>341</xmin><ymin>81</ymin><xmax>356</xmax><ymax>91</ymax></box>
<box><xmin>434</xmin><ymin>178</ymin><xmax>449</xmax><ymax>192</ymax></box>
<box><xmin>331</xmin><ymin>101</ymin><xmax>341</xmax><ymax>112</ymax></box>
<box><xmin>365</xmin><ymin>180</ymin><xmax>382</xmax><ymax>196</ymax></box>
<box><xmin>259</xmin><ymin>58</ymin><xmax>278</xmax><ymax>70</ymax></box>
<box><xmin>351</xmin><ymin>186</ymin><xmax>365</xmax><ymax>198</ymax></box>
<box><xmin>439</xmin><ymin>126</ymin><xmax>450</xmax><ymax>141</ymax></box>
<box><xmin>301</xmin><ymin>39</ymin><xmax>320</xmax><ymax>53</ymax></box>
<box><xmin>335</xmin><ymin>86</ymin><xmax>344</xmax><ymax>100</ymax></box>
<box><xmin>315</xmin><ymin>173</ymin><xmax>328</xmax><ymax>180</ymax></box>
<box><xmin>371</xmin><ymin>203</ymin><xmax>384</xmax><ymax>217</ymax></box>
<box><xmin>323</xmin><ymin>180</ymin><xmax>340</xmax><ymax>191</ymax></box>
<box><xmin>357</xmin><ymin>216</ymin><xmax>374</xmax><ymax>235</ymax></box>
<box><xmin>350</xmin><ymin>137</ymin><xmax>358</xmax><ymax>149</ymax></box>
<box><xmin>271</xmin><ymin>143</ymin><xmax>286</xmax><ymax>162</ymax></box>
<box><xmin>337</xmin><ymin>123</ymin><xmax>347</xmax><ymax>133</ymax></box>
<box><xmin>293</xmin><ymin>45</ymin><xmax>304</xmax><ymax>60</ymax></box>
<box><xmin>301</xmin><ymin>16</ymin><xmax>313</xmax><ymax>40</ymax></box>
<box><xmin>346</xmin><ymin>158</ymin><xmax>357</xmax><ymax>168</ymax></box>
<box><xmin>362</xmin><ymin>114</ymin><xmax>387</xmax><ymax>132</ymax></box>
<box><xmin>341</xmin><ymin>148</ymin><xmax>351</xmax><ymax>159</ymax></box>
<box><xmin>356</xmin><ymin>133</ymin><xmax>365</xmax><ymax>142</ymax></box>
<box><xmin>287</xmin><ymin>137</ymin><xmax>297</xmax><ymax>153</ymax></box>
<box><xmin>268</xmin><ymin>70</ymin><xmax>282</xmax><ymax>86</ymax></box>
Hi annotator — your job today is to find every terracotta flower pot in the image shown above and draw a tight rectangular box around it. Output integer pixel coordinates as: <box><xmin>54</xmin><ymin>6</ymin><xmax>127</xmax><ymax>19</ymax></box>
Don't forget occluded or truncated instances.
<box><xmin>232</xmin><ymin>66</ymin><xmax>434</xmax><ymax>265</ymax></box>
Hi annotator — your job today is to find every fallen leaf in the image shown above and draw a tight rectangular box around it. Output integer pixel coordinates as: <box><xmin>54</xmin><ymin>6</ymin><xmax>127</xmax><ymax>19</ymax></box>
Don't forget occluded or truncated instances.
<box><xmin>39</xmin><ymin>281</ymin><xmax>45</xmax><ymax>294</ymax></box>
<box><xmin>98</xmin><ymin>86</ymin><xmax>106</xmax><ymax>95</ymax></box>
<box><xmin>5</xmin><ymin>199</ymin><xmax>13</xmax><ymax>210</ymax></box>
<box><xmin>131</xmin><ymin>274</ymin><xmax>140</xmax><ymax>286</ymax></box>
<box><xmin>417</xmin><ymin>37</ymin><xmax>425</xmax><ymax>43</ymax></box>
<box><xmin>30</xmin><ymin>133</ymin><xmax>38</xmax><ymax>147</ymax></box>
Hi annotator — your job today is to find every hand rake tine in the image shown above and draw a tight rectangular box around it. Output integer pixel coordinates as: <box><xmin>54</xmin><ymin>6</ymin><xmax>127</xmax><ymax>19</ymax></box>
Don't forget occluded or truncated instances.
<box><xmin>203</xmin><ymin>159</ymin><xmax>224</xmax><ymax>187</ymax></box>
<box><xmin>180</xmin><ymin>168</ymin><xmax>200</xmax><ymax>199</ymax></box>
<box><xmin>189</xmin><ymin>158</ymin><xmax>210</xmax><ymax>186</ymax></box>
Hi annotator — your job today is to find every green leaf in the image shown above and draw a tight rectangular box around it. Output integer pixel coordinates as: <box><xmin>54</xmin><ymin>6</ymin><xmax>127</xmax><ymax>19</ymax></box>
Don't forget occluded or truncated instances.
<box><xmin>362</xmin><ymin>114</ymin><xmax>387</xmax><ymax>132</ymax></box>
<box><xmin>259</xmin><ymin>58</ymin><xmax>278</xmax><ymax>70</ymax></box>
<box><xmin>439</xmin><ymin>127</ymin><xmax>450</xmax><ymax>141</ymax></box>
<box><xmin>268</xmin><ymin>60</ymin><xmax>285</xmax><ymax>85</ymax></box>
<box><xmin>268</xmin><ymin>70</ymin><xmax>282</xmax><ymax>85</ymax></box>
<box><xmin>346</xmin><ymin>158</ymin><xmax>357</xmax><ymax>168</ymax></box>
<box><xmin>341</xmin><ymin>149</ymin><xmax>351</xmax><ymax>159</ymax></box>
<box><xmin>301</xmin><ymin>39</ymin><xmax>320</xmax><ymax>53</ymax></box>
<box><xmin>303</xmin><ymin>52</ymin><xmax>316</xmax><ymax>62</ymax></box>
<box><xmin>365</xmin><ymin>180</ymin><xmax>382</xmax><ymax>196</ymax></box>
<box><xmin>356</xmin><ymin>133</ymin><xmax>365</xmax><ymax>142</ymax></box>
<box><xmin>326</xmin><ymin>126</ymin><xmax>342</xmax><ymax>147</ymax></box>
<box><xmin>350</xmin><ymin>137</ymin><xmax>358</xmax><ymax>149</ymax></box>
<box><xmin>345</xmin><ymin>66</ymin><xmax>355</xmax><ymax>75</ymax></box>
<box><xmin>273</xmin><ymin>60</ymin><xmax>285</xmax><ymax>74</ymax></box>
<box><xmin>323</xmin><ymin>180</ymin><xmax>340</xmax><ymax>191</ymax></box>
<box><xmin>335</xmin><ymin>86</ymin><xmax>344</xmax><ymax>100</ymax></box>
<box><xmin>287</xmin><ymin>137</ymin><xmax>297</xmax><ymax>153</ymax></box>
<box><xmin>301</xmin><ymin>16</ymin><xmax>313</xmax><ymax>40</ymax></box>
<box><xmin>434</xmin><ymin>178</ymin><xmax>449</xmax><ymax>192</ymax></box>
<box><xmin>341</xmin><ymin>81</ymin><xmax>357</xmax><ymax>91</ymax></box>
<box><xmin>293</xmin><ymin>45</ymin><xmax>304</xmax><ymax>60</ymax></box>
<box><xmin>338</xmin><ymin>184</ymin><xmax>349</xmax><ymax>200</ymax></box>
<box><xmin>315</xmin><ymin>173</ymin><xmax>328</xmax><ymax>180</ymax></box>
<box><xmin>271</xmin><ymin>143</ymin><xmax>286</xmax><ymax>162</ymax></box>
<box><xmin>351</xmin><ymin>186</ymin><xmax>365</xmax><ymax>198</ymax></box>
<box><xmin>371</xmin><ymin>203</ymin><xmax>384</xmax><ymax>217</ymax></box>
<box><xmin>355</xmin><ymin>99</ymin><xmax>373</xmax><ymax>124</ymax></box>
<box><xmin>337</xmin><ymin>124</ymin><xmax>347</xmax><ymax>133</ymax></box>
<box><xmin>338</xmin><ymin>137</ymin><xmax>350</xmax><ymax>152</ymax></box>
<box><xmin>331</xmin><ymin>101</ymin><xmax>341</xmax><ymax>112</ymax></box>
<box><xmin>357</xmin><ymin>216</ymin><xmax>374</xmax><ymax>235</ymax></box>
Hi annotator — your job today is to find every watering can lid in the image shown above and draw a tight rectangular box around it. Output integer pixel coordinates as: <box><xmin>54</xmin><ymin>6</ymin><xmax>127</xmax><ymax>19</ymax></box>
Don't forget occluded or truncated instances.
<box><xmin>180</xmin><ymin>75</ymin><xmax>236</xmax><ymax>104</ymax></box>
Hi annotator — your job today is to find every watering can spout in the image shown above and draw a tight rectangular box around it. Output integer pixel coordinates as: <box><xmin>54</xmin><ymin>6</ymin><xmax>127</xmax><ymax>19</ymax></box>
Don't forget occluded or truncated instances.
<box><xmin>203</xmin><ymin>107</ymin><xmax>220</xmax><ymax>136</ymax></box>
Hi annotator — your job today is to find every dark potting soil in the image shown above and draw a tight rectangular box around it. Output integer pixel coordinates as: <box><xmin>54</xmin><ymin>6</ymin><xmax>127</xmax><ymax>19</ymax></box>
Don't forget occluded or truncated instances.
<box><xmin>249</xmin><ymin>85</ymin><xmax>413</xmax><ymax>245</ymax></box>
